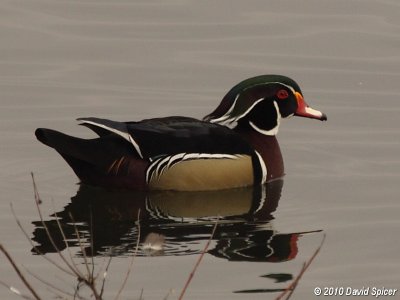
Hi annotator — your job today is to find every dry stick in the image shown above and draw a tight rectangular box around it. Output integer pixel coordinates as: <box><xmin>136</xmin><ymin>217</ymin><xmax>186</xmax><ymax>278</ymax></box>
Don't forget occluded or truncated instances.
<box><xmin>178</xmin><ymin>220</ymin><xmax>219</xmax><ymax>300</ymax></box>
<box><xmin>99</xmin><ymin>255</ymin><xmax>113</xmax><ymax>298</ymax></box>
<box><xmin>114</xmin><ymin>209</ymin><xmax>141</xmax><ymax>300</ymax></box>
<box><xmin>52</xmin><ymin>199</ymin><xmax>80</xmax><ymax>275</ymax></box>
<box><xmin>274</xmin><ymin>233</ymin><xmax>326</xmax><ymax>300</ymax></box>
<box><xmin>163</xmin><ymin>288</ymin><xmax>174</xmax><ymax>300</ymax></box>
<box><xmin>0</xmin><ymin>244</ymin><xmax>42</xmax><ymax>300</ymax></box>
<box><xmin>89</xmin><ymin>208</ymin><xmax>95</xmax><ymax>277</ymax></box>
<box><xmin>73</xmin><ymin>281</ymin><xmax>82</xmax><ymax>300</ymax></box>
<box><xmin>30</xmin><ymin>173</ymin><xmax>84</xmax><ymax>279</ymax></box>
<box><xmin>31</xmin><ymin>174</ymin><xmax>102</xmax><ymax>299</ymax></box>
<box><xmin>68</xmin><ymin>212</ymin><xmax>101</xmax><ymax>300</ymax></box>
<box><xmin>10</xmin><ymin>203</ymin><xmax>75</xmax><ymax>277</ymax></box>
<box><xmin>68</xmin><ymin>212</ymin><xmax>92</xmax><ymax>279</ymax></box>
<box><xmin>0</xmin><ymin>280</ymin><xmax>34</xmax><ymax>300</ymax></box>
<box><xmin>24</xmin><ymin>267</ymin><xmax>76</xmax><ymax>299</ymax></box>
<box><xmin>94</xmin><ymin>256</ymin><xmax>106</xmax><ymax>282</ymax></box>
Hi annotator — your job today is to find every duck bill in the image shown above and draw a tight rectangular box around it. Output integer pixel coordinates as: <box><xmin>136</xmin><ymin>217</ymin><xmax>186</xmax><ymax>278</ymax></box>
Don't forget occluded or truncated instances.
<box><xmin>294</xmin><ymin>92</ymin><xmax>327</xmax><ymax>121</ymax></box>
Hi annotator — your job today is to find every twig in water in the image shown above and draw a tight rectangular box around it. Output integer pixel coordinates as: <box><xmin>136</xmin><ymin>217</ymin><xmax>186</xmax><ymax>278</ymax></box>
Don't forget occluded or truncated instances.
<box><xmin>30</xmin><ymin>173</ymin><xmax>85</xmax><ymax>280</ymax></box>
<box><xmin>24</xmin><ymin>267</ymin><xmax>74</xmax><ymax>299</ymax></box>
<box><xmin>31</xmin><ymin>173</ymin><xmax>101</xmax><ymax>299</ymax></box>
<box><xmin>99</xmin><ymin>255</ymin><xmax>113</xmax><ymax>298</ymax></box>
<box><xmin>89</xmin><ymin>207</ymin><xmax>95</xmax><ymax>276</ymax></box>
<box><xmin>68</xmin><ymin>212</ymin><xmax>92</xmax><ymax>279</ymax></box>
<box><xmin>0</xmin><ymin>280</ymin><xmax>34</xmax><ymax>300</ymax></box>
<box><xmin>114</xmin><ymin>209</ymin><xmax>141</xmax><ymax>300</ymax></box>
<box><xmin>51</xmin><ymin>199</ymin><xmax>79</xmax><ymax>274</ymax></box>
<box><xmin>67</xmin><ymin>213</ymin><xmax>102</xmax><ymax>299</ymax></box>
<box><xmin>163</xmin><ymin>288</ymin><xmax>174</xmax><ymax>300</ymax></box>
<box><xmin>178</xmin><ymin>219</ymin><xmax>219</xmax><ymax>300</ymax></box>
<box><xmin>274</xmin><ymin>233</ymin><xmax>326</xmax><ymax>300</ymax></box>
<box><xmin>10</xmin><ymin>203</ymin><xmax>74</xmax><ymax>277</ymax></box>
<box><xmin>0</xmin><ymin>244</ymin><xmax>42</xmax><ymax>300</ymax></box>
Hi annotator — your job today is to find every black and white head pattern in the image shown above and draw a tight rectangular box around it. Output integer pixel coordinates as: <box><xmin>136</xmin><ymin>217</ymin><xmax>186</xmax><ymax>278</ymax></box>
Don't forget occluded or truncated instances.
<box><xmin>204</xmin><ymin>75</ymin><xmax>302</xmax><ymax>135</ymax></box>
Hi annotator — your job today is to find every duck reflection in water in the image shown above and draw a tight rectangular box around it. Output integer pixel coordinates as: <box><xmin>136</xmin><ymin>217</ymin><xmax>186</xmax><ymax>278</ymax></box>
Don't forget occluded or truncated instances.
<box><xmin>32</xmin><ymin>179</ymin><xmax>320</xmax><ymax>263</ymax></box>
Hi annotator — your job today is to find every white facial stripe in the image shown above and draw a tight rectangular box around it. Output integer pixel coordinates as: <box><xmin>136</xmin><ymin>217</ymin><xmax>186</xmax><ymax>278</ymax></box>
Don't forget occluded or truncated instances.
<box><xmin>209</xmin><ymin>94</ymin><xmax>240</xmax><ymax>123</ymax></box>
<box><xmin>81</xmin><ymin>120</ymin><xmax>144</xmax><ymax>158</ymax></box>
<box><xmin>209</xmin><ymin>81</ymin><xmax>296</xmax><ymax>125</ymax></box>
<box><xmin>270</xmin><ymin>82</ymin><xmax>296</xmax><ymax>94</ymax></box>
<box><xmin>210</xmin><ymin>97</ymin><xmax>264</xmax><ymax>126</ymax></box>
<box><xmin>234</xmin><ymin>97</ymin><xmax>264</xmax><ymax>121</ymax></box>
<box><xmin>249</xmin><ymin>101</ymin><xmax>281</xmax><ymax>136</ymax></box>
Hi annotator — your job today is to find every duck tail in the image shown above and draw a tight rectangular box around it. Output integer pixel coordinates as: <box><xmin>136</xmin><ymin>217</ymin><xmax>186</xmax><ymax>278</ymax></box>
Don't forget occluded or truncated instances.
<box><xmin>36</xmin><ymin>128</ymin><xmax>64</xmax><ymax>148</ymax></box>
<box><xmin>35</xmin><ymin>128</ymin><xmax>87</xmax><ymax>159</ymax></box>
<box><xmin>34</xmin><ymin>128</ymin><xmax>147</xmax><ymax>189</ymax></box>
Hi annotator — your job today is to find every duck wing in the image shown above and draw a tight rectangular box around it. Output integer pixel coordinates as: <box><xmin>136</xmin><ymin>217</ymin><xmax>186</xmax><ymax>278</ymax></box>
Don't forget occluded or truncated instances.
<box><xmin>78</xmin><ymin>116</ymin><xmax>254</xmax><ymax>160</ymax></box>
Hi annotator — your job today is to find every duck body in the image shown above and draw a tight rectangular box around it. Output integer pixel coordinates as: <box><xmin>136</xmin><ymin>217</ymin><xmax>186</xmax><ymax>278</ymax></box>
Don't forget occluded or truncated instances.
<box><xmin>35</xmin><ymin>75</ymin><xmax>326</xmax><ymax>191</ymax></box>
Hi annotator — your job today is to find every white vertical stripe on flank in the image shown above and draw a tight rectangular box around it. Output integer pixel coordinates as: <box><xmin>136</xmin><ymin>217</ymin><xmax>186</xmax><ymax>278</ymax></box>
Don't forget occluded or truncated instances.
<box><xmin>254</xmin><ymin>151</ymin><xmax>267</xmax><ymax>184</ymax></box>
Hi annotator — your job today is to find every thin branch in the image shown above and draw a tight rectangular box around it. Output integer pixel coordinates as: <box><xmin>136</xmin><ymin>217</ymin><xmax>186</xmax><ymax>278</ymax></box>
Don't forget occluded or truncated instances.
<box><xmin>30</xmin><ymin>173</ymin><xmax>84</xmax><ymax>279</ymax></box>
<box><xmin>31</xmin><ymin>174</ymin><xmax>102</xmax><ymax>299</ymax></box>
<box><xmin>99</xmin><ymin>255</ymin><xmax>113</xmax><ymax>298</ymax></box>
<box><xmin>24</xmin><ymin>267</ymin><xmax>75</xmax><ymax>299</ymax></box>
<box><xmin>73</xmin><ymin>281</ymin><xmax>82</xmax><ymax>300</ymax></box>
<box><xmin>10</xmin><ymin>203</ymin><xmax>75</xmax><ymax>277</ymax></box>
<box><xmin>68</xmin><ymin>212</ymin><xmax>92</xmax><ymax>279</ymax></box>
<box><xmin>51</xmin><ymin>199</ymin><xmax>80</xmax><ymax>275</ymax></box>
<box><xmin>178</xmin><ymin>219</ymin><xmax>219</xmax><ymax>300</ymax></box>
<box><xmin>274</xmin><ymin>233</ymin><xmax>326</xmax><ymax>300</ymax></box>
<box><xmin>68</xmin><ymin>212</ymin><xmax>102</xmax><ymax>300</ymax></box>
<box><xmin>114</xmin><ymin>209</ymin><xmax>141</xmax><ymax>300</ymax></box>
<box><xmin>89</xmin><ymin>207</ymin><xmax>95</xmax><ymax>276</ymax></box>
<box><xmin>0</xmin><ymin>244</ymin><xmax>41</xmax><ymax>300</ymax></box>
<box><xmin>0</xmin><ymin>280</ymin><xmax>35</xmax><ymax>300</ymax></box>
<box><xmin>139</xmin><ymin>288</ymin><xmax>144</xmax><ymax>300</ymax></box>
<box><xmin>163</xmin><ymin>288</ymin><xmax>174</xmax><ymax>300</ymax></box>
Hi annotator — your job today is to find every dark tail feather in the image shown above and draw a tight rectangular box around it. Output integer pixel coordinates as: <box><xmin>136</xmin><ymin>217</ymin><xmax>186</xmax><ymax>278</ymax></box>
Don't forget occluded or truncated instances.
<box><xmin>35</xmin><ymin>128</ymin><xmax>135</xmax><ymax>169</ymax></box>
<box><xmin>35</xmin><ymin>128</ymin><xmax>148</xmax><ymax>189</ymax></box>
<box><xmin>35</xmin><ymin>128</ymin><xmax>59</xmax><ymax>148</ymax></box>
<box><xmin>35</xmin><ymin>128</ymin><xmax>100</xmax><ymax>164</ymax></box>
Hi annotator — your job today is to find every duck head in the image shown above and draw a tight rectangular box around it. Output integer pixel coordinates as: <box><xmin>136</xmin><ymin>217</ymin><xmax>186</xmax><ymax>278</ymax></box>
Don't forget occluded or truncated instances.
<box><xmin>204</xmin><ymin>75</ymin><xmax>327</xmax><ymax>135</ymax></box>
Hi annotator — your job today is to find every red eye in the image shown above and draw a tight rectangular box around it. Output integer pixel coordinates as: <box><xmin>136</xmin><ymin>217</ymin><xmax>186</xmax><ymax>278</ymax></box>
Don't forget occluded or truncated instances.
<box><xmin>277</xmin><ymin>89</ymin><xmax>289</xmax><ymax>100</ymax></box>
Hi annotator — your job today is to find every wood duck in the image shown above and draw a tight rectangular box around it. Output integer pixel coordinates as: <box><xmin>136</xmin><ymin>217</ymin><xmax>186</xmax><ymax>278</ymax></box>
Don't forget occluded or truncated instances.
<box><xmin>35</xmin><ymin>75</ymin><xmax>327</xmax><ymax>191</ymax></box>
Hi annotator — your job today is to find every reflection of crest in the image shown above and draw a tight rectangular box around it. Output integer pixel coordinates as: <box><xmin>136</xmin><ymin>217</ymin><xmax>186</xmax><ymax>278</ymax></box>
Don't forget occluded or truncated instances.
<box><xmin>31</xmin><ymin>180</ymin><xmax>319</xmax><ymax>263</ymax></box>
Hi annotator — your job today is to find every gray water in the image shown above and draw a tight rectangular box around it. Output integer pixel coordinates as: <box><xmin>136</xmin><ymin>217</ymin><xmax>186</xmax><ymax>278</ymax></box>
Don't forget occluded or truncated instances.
<box><xmin>1</xmin><ymin>1</ymin><xmax>400</xmax><ymax>299</ymax></box>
